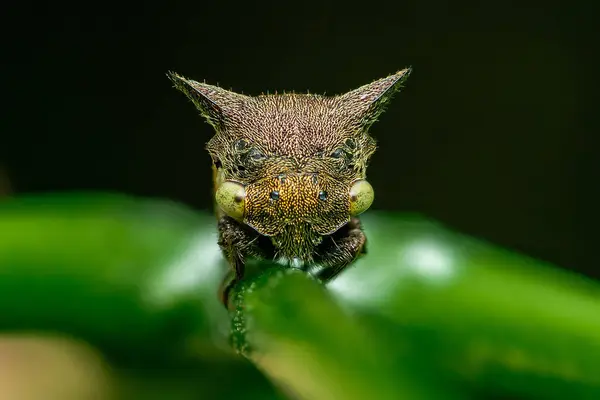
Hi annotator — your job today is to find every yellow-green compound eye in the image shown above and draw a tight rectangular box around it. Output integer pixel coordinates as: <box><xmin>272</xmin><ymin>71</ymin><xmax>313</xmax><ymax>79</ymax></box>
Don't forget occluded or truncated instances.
<box><xmin>216</xmin><ymin>181</ymin><xmax>246</xmax><ymax>220</ymax></box>
<box><xmin>349</xmin><ymin>179</ymin><xmax>374</xmax><ymax>216</ymax></box>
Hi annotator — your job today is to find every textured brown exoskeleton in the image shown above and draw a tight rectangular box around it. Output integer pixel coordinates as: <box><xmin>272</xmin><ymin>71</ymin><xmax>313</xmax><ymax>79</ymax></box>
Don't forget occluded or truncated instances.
<box><xmin>168</xmin><ymin>68</ymin><xmax>411</xmax><ymax>308</ymax></box>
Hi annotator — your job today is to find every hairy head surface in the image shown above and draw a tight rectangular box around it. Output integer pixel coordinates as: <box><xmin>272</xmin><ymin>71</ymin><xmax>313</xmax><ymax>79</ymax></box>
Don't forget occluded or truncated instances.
<box><xmin>168</xmin><ymin>69</ymin><xmax>411</xmax><ymax>183</ymax></box>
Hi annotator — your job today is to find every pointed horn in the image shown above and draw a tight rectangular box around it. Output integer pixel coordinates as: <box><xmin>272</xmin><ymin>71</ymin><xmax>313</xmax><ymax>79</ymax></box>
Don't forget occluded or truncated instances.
<box><xmin>167</xmin><ymin>71</ymin><xmax>248</xmax><ymax>127</ymax></box>
<box><xmin>339</xmin><ymin>67</ymin><xmax>412</xmax><ymax>126</ymax></box>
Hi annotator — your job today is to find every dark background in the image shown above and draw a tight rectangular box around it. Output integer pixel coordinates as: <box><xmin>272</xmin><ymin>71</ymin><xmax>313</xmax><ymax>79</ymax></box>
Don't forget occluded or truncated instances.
<box><xmin>1</xmin><ymin>2</ymin><xmax>595</xmax><ymax>276</ymax></box>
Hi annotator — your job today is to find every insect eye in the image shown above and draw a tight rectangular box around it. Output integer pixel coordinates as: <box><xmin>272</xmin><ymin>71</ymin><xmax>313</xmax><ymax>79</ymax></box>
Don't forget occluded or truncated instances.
<box><xmin>331</xmin><ymin>148</ymin><xmax>345</xmax><ymax>159</ymax></box>
<box><xmin>349</xmin><ymin>179</ymin><xmax>374</xmax><ymax>216</ymax></box>
<box><xmin>216</xmin><ymin>181</ymin><xmax>246</xmax><ymax>220</ymax></box>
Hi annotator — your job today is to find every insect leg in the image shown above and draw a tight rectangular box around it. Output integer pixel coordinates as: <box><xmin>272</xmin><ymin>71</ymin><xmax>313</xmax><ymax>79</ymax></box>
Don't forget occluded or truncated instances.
<box><xmin>217</xmin><ymin>216</ymin><xmax>263</xmax><ymax>309</ymax></box>
<box><xmin>314</xmin><ymin>217</ymin><xmax>367</xmax><ymax>282</ymax></box>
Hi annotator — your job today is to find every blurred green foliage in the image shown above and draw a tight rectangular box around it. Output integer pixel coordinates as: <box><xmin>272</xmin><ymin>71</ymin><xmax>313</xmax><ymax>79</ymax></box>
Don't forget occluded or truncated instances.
<box><xmin>1</xmin><ymin>193</ymin><xmax>599</xmax><ymax>399</ymax></box>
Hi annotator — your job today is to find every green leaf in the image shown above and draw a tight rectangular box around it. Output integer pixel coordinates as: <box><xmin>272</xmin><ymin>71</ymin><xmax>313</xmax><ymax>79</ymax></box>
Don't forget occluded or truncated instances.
<box><xmin>230</xmin><ymin>267</ymin><xmax>457</xmax><ymax>400</ymax></box>
<box><xmin>0</xmin><ymin>193</ymin><xmax>231</xmax><ymax>365</ymax></box>
<box><xmin>2</xmin><ymin>193</ymin><xmax>600</xmax><ymax>399</ymax></box>
<box><xmin>230</xmin><ymin>217</ymin><xmax>600</xmax><ymax>399</ymax></box>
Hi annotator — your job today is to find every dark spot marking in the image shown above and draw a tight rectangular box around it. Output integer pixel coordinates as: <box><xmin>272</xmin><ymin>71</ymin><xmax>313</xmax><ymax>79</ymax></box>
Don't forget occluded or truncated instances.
<box><xmin>331</xmin><ymin>148</ymin><xmax>344</xmax><ymax>158</ymax></box>
<box><xmin>312</xmin><ymin>174</ymin><xmax>318</xmax><ymax>184</ymax></box>
<box><xmin>278</xmin><ymin>174</ymin><xmax>286</xmax><ymax>183</ymax></box>
<box><xmin>270</xmin><ymin>190</ymin><xmax>280</xmax><ymax>201</ymax></box>
<box><xmin>234</xmin><ymin>139</ymin><xmax>248</xmax><ymax>151</ymax></box>
<box><xmin>318</xmin><ymin>191</ymin><xmax>328</xmax><ymax>201</ymax></box>
<box><xmin>248</xmin><ymin>148</ymin><xmax>265</xmax><ymax>161</ymax></box>
<box><xmin>345</xmin><ymin>139</ymin><xmax>356</xmax><ymax>149</ymax></box>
